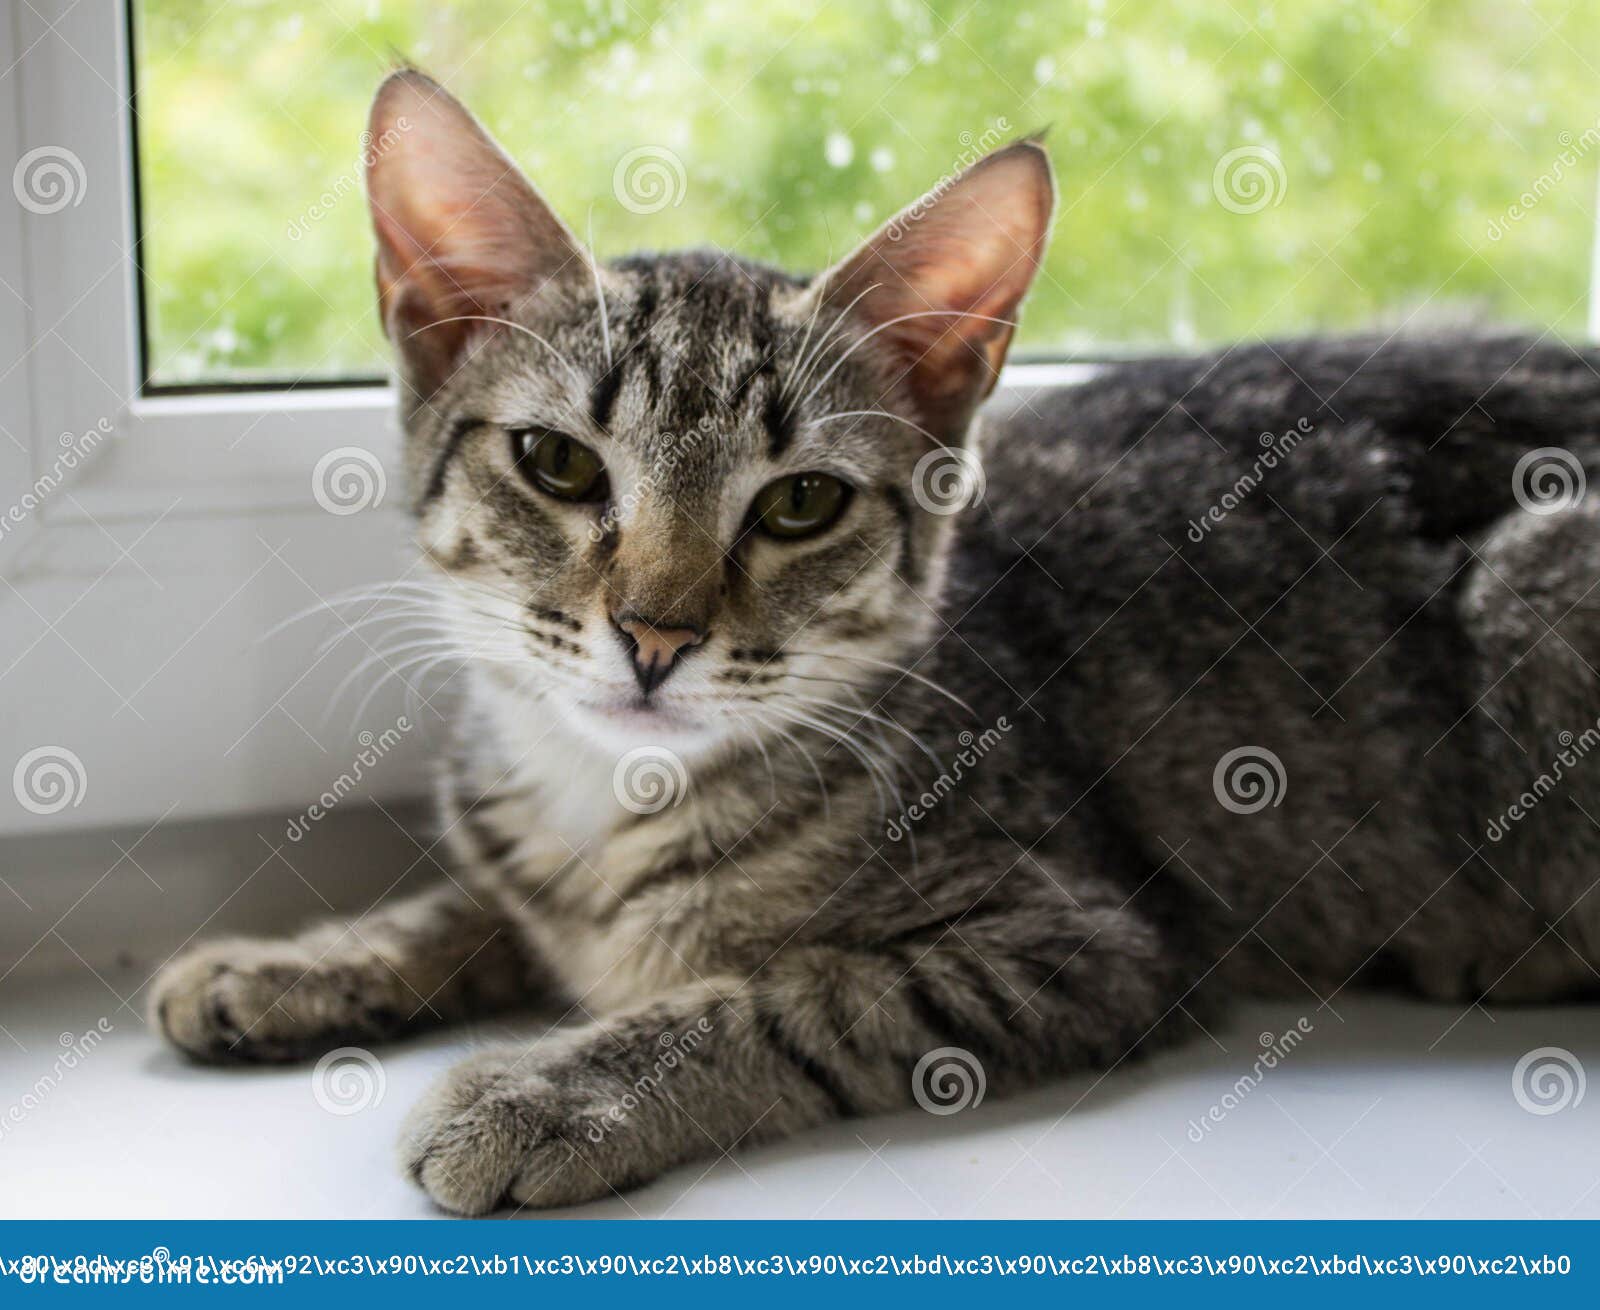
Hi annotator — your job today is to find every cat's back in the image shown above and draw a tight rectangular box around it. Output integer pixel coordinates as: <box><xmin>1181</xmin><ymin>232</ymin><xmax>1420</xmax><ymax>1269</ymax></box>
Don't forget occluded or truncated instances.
<box><xmin>980</xmin><ymin>331</ymin><xmax>1600</xmax><ymax>546</ymax></box>
<box><xmin>930</xmin><ymin>332</ymin><xmax>1600</xmax><ymax>968</ymax></box>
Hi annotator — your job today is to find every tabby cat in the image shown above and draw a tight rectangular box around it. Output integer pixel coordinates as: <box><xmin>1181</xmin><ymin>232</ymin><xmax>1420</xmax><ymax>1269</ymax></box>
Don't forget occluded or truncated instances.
<box><xmin>153</xmin><ymin>69</ymin><xmax>1600</xmax><ymax>1213</ymax></box>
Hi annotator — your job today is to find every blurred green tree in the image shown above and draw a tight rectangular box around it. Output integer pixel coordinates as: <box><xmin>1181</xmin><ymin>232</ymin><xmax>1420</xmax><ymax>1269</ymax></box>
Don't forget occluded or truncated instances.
<box><xmin>134</xmin><ymin>0</ymin><xmax>1600</xmax><ymax>386</ymax></box>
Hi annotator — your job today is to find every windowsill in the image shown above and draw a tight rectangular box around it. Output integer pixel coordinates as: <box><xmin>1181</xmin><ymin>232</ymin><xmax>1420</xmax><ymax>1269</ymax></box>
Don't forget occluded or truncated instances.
<box><xmin>6</xmin><ymin>962</ymin><xmax>1595</xmax><ymax>1219</ymax></box>
<box><xmin>6</xmin><ymin>807</ymin><xmax>1597</xmax><ymax>1219</ymax></box>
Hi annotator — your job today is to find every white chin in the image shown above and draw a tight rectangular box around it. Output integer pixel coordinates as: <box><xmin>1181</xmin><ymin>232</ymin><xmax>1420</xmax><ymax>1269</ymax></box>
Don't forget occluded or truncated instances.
<box><xmin>560</xmin><ymin>697</ymin><xmax>725</xmax><ymax>754</ymax></box>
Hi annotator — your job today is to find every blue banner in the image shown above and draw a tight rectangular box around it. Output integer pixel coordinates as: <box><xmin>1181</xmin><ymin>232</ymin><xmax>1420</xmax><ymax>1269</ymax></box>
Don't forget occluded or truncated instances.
<box><xmin>0</xmin><ymin>1221</ymin><xmax>1592</xmax><ymax>1307</ymax></box>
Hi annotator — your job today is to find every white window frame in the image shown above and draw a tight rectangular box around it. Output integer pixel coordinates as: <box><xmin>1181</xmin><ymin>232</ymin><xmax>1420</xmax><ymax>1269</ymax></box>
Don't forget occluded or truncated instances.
<box><xmin>1</xmin><ymin>3</ymin><xmax>417</xmax><ymax>836</ymax></box>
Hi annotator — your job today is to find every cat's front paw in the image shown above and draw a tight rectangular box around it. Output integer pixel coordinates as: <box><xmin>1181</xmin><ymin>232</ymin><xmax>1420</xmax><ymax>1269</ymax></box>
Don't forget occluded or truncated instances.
<box><xmin>400</xmin><ymin>1047</ymin><xmax>640</xmax><ymax>1214</ymax></box>
<box><xmin>150</xmin><ymin>938</ymin><xmax>386</xmax><ymax>1064</ymax></box>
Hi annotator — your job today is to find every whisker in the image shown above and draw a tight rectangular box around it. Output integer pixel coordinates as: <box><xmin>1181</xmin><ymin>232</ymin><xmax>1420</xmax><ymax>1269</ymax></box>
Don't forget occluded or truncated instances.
<box><xmin>799</xmin><ymin>309</ymin><xmax>1017</xmax><ymax>414</ymax></box>
<box><xmin>803</xmin><ymin>409</ymin><xmax>942</xmax><ymax>445</ymax></box>
<box><xmin>745</xmin><ymin>707</ymin><xmax>831</xmax><ymax>821</ymax></box>
<box><xmin>784</xmin><ymin>280</ymin><xmax>882</xmax><ymax>417</ymax></box>
<box><xmin>586</xmin><ymin>209</ymin><xmax>614</xmax><ymax>372</ymax></box>
<box><xmin>407</xmin><ymin>315</ymin><xmax>589</xmax><ymax>395</ymax></box>
<box><xmin>785</xmin><ymin>648</ymin><xmax>978</xmax><ymax>718</ymax></box>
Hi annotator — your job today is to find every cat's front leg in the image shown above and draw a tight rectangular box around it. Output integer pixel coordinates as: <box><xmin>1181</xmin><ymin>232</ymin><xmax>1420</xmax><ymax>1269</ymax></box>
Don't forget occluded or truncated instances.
<box><xmin>403</xmin><ymin>892</ymin><xmax>1189</xmax><ymax>1213</ymax></box>
<box><xmin>152</xmin><ymin>882</ymin><xmax>536</xmax><ymax>1063</ymax></box>
<box><xmin>400</xmin><ymin>978</ymin><xmax>774</xmax><ymax>1213</ymax></box>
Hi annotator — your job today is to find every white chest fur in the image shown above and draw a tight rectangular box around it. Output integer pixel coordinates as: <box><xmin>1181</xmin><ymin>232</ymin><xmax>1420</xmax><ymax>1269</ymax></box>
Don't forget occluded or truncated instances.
<box><xmin>467</xmin><ymin>674</ymin><xmax>718</xmax><ymax>1012</ymax></box>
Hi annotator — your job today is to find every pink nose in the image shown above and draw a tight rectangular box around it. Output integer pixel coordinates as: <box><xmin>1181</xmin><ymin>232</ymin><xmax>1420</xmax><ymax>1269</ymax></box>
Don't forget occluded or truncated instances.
<box><xmin>613</xmin><ymin>615</ymin><xmax>705</xmax><ymax>696</ymax></box>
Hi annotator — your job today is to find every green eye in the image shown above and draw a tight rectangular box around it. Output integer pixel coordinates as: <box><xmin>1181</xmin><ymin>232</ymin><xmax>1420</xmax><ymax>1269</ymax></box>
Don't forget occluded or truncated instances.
<box><xmin>512</xmin><ymin>428</ymin><xmax>608</xmax><ymax>502</ymax></box>
<box><xmin>751</xmin><ymin>473</ymin><xmax>851</xmax><ymax>540</ymax></box>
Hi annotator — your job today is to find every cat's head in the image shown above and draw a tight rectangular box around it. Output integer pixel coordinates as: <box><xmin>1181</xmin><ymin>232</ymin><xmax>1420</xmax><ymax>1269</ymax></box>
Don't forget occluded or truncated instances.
<box><xmin>364</xmin><ymin>69</ymin><xmax>1052</xmax><ymax>756</ymax></box>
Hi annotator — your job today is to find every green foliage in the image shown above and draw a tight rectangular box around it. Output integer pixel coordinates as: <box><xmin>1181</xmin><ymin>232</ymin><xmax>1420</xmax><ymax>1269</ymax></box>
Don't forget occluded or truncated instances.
<box><xmin>135</xmin><ymin>0</ymin><xmax>1600</xmax><ymax>385</ymax></box>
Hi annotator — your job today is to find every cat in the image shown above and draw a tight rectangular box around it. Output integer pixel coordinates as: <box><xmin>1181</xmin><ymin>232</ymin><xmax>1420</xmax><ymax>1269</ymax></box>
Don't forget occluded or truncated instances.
<box><xmin>152</xmin><ymin>67</ymin><xmax>1600</xmax><ymax>1215</ymax></box>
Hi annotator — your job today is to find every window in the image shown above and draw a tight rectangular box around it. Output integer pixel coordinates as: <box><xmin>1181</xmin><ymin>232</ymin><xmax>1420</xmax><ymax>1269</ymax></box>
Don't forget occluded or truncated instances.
<box><xmin>6</xmin><ymin>1</ymin><xmax>1600</xmax><ymax>835</ymax></box>
<box><xmin>131</xmin><ymin>0</ymin><xmax>1600</xmax><ymax>392</ymax></box>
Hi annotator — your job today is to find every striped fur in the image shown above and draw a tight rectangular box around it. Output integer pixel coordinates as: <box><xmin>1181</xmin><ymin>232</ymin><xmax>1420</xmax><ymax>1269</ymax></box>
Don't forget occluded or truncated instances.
<box><xmin>152</xmin><ymin>72</ymin><xmax>1600</xmax><ymax>1214</ymax></box>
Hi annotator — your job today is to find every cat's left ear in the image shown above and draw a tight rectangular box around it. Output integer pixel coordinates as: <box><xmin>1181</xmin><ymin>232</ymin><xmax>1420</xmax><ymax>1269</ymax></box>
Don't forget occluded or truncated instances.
<box><xmin>809</xmin><ymin>140</ymin><xmax>1054</xmax><ymax>440</ymax></box>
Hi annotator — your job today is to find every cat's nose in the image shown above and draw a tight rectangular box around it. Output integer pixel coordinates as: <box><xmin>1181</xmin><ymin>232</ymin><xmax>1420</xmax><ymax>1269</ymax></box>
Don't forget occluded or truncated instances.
<box><xmin>612</xmin><ymin>613</ymin><xmax>706</xmax><ymax>697</ymax></box>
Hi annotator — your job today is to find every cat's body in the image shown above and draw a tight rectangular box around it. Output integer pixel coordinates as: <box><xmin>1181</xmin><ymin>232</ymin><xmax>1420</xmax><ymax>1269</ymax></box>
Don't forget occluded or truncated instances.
<box><xmin>153</xmin><ymin>71</ymin><xmax>1600</xmax><ymax>1213</ymax></box>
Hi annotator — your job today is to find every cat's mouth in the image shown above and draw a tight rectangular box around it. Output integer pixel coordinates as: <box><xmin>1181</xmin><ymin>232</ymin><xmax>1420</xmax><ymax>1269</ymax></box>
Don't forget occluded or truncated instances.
<box><xmin>565</xmin><ymin>694</ymin><xmax>723</xmax><ymax>750</ymax></box>
<box><xmin>581</xmin><ymin>700</ymin><xmax>690</xmax><ymax>728</ymax></box>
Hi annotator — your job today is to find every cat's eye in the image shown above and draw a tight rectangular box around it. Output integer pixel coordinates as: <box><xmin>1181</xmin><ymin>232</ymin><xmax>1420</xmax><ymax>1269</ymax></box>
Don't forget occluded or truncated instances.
<box><xmin>511</xmin><ymin>428</ymin><xmax>608</xmax><ymax>502</ymax></box>
<box><xmin>750</xmin><ymin>473</ymin><xmax>851</xmax><ymax>540</ymax></box>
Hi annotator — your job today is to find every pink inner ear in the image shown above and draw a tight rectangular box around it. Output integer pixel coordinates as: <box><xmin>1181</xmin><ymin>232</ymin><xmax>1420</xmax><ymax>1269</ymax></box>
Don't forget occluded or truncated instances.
<box><xmin>364</xmin><ymin>69</ymin><xmax>591</xmax><ymax>393</ymax></box>
<box><xmin>816</xmin><ymin>142</ymin><xmax>1054</xmax><ymax>437</ymax></box>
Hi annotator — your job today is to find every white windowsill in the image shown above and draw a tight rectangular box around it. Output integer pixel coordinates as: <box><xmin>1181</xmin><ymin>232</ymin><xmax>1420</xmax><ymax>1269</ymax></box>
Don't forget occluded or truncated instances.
<box><xmin>5</xmin><ymin>961</ymin><xmax>1594</xmax><ymax>1219</ymax></box>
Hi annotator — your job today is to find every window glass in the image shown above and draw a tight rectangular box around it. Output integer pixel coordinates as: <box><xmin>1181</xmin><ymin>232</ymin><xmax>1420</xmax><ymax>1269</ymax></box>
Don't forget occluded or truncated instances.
<box><xmin>132</xmin><ymin>0</ymin><xmax>1599</xmax><ymax>389</ymax></box>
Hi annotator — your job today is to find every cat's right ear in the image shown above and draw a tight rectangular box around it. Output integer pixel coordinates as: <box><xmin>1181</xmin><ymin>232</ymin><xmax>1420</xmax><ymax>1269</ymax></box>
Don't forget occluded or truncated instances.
<box><xmin>365</xmin><ymin>69</ymin><xmax>591</xmax><ymax>397</ymax></box>
<box><xmin>808</xmin><ymin>139</ymin><xmax>1054</xmax><ymax>442</ymax></box>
